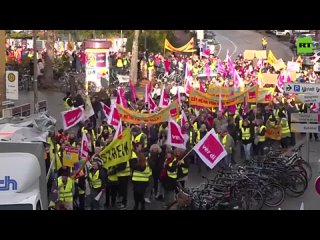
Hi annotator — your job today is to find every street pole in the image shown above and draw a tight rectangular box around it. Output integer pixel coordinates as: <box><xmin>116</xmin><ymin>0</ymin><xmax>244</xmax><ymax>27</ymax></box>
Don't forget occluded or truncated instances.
<box><xmin>0</xmin><ymin>30</ymin><xmax>5</xmax><ymax>118</ymax></box>
<box><xmin>33</xmin><ymin>30</ymin><xmax>39</xmax><ymax>114</ymax></box>
<box><xmin>306</xmin><ymin>106</ymin><xmax>310</xmax><ymax>163</ymax></box>
<box><xmin>120</xmin><ymin>30</ymin><xmax>123</xmax><ymax>52</ymax></box>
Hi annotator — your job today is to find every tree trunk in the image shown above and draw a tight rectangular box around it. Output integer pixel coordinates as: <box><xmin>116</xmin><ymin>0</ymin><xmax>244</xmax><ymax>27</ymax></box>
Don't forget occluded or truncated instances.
<box><xmin>130</xmin><ymin>30</ymin><xmax>139</xmax><ymax>85</ymax></box>
<box><xmin>43</xmin><ymin>30</ymin><xmax>55</xmax><ymax>89</ymax></box>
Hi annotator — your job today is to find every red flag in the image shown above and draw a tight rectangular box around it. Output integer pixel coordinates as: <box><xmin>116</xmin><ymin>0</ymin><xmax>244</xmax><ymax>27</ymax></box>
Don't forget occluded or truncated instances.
<box><xmin>159</xmin><ymin>87</ymin><xmax>170</xmax><ymax>108</ymax></box>
<box><xmin>80</xmin><ymin>131</ymin><xmax>89</xmax><ymax>159</ymax></box>
<box><xmin>193</xmin><ymin>128</ymin><xmax>227</xmax><ymax>169</ymax></box>
<box><xmin>100</xmin><ymin>102</ymin><xmax>111</xmax><ymax>118</ymax></box>
<box><xmin>276</xmin><ymin>72</ymin><xmax>285</xmax><ymax>93</ymax></box>
<box><xmin>113</xmin><ymin>120</ymin><xmax>123</xmax><ymax>140</ymax></box>
<box><xmin>148</xmin><ymin>95</ymin><xmax>157</xmax><ymax>111</ymax></box>
<box><xmin>116</xmin><ymin>90</ymin><xmax>122</xmax><ymax>105</ymax></box>
<box><xmin>108</xmin><ymin>105</ymin><xmax>120</xmax><ymax>127</ymax></box>
<box><xmin>129</xmin><ymin>80</ymin><xmax>137</xmax><ymax>102</ymax></box>
<box><xmin>165</xmin><ymin>118</ymin><xmax>188</xmax><ymax>150</ymax></box>
<box><xmin>61</xmin><ymin>106</ymin><xmax>84</xmax><ymax>130</ymax></box>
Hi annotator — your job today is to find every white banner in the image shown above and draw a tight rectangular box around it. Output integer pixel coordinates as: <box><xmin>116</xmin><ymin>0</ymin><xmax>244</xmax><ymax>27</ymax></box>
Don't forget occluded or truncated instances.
<box><xmin>291</xmin><ymin>123</ymin><xmax>320</xmax><ymax>133</ymax></box>
<box><xmin>6</xmin><ymin>71</ymin><xmax>19</xmax><ymax>100</ymax></box>
<box><xmin>291</xmin><ymin>113</ymin><xmax>319</xmax><ymax>123</ymax></box>
<box><xmin>287</xmin><ymin>61</ymin><xmax>300</xmax><ymax>72</ymax></box>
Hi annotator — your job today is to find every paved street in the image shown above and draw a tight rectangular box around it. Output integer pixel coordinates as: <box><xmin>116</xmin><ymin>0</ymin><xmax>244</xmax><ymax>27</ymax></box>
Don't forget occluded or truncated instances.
<box><xmin>11</xmin><ymin>30</ymin><xmax>320</xmax><ymax>210</ymax></box>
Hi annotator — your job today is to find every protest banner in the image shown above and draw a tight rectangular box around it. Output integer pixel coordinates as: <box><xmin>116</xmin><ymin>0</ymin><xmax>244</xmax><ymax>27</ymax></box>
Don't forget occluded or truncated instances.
<box><xmin>265</xmin><ymin>126</ymin><xmax>282</xmax><ymax>140</ymax></box>
<box><xmin>243</xmin><ymin>50</ymin><xmax>256</xmax><ymax>60</ymax></box>
<box><xmin>255</xmin><ymin>50</ymin><xmax>267</xmax><ymax>59</ymax></box>
<box><xmin>262</xmin><ymin>73</ymin><xmax>278</xmax><ymax>86</ymax></box>
<box><xmin>63</xmin><ymin>146</ymin><xmax>79</xmax><ymax>167</ymax></box>
<box><xmin>99</xmin><ymin>128</ymin><xmax>132</xmax><ymax>168</ymax></box>
<box><xmin>166</xmin><ymin>118</ymin><xmax>188</xmax><ymax>149</ymax></box>
<box><xmin>117</xmin><ymin>100</ymin><xmax>179</xmax><ymax>124</ymax></box>
<box><xmin>61</xmin><ymin>106</ymin><xmax>84</xmax><ymax>130</ymax></box>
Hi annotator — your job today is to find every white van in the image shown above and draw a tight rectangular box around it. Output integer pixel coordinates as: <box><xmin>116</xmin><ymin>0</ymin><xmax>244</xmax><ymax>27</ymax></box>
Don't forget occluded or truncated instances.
<box><xmin>0</xmin><ymin>153</ymin><xmax>43</xmax><ymax>210</ymax></box>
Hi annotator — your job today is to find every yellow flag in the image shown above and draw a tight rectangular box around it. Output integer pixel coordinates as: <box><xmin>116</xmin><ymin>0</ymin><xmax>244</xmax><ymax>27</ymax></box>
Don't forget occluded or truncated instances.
<box><xmin>296</xmin><ymin>55</ymin><xmax>302</xmax><ymax>67</ymax></box>
<box><xmin>267</xmin><ymin>50</ymin><xmax>277</xmax><ymax>65</ymax></box>
<box><xmin>99</xmin><ymin>128</ymin><xmax>132</xmax><ymax>168</ymax></box>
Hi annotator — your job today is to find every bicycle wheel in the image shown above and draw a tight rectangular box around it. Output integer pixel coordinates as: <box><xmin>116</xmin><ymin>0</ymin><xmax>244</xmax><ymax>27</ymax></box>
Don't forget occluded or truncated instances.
<box><xmin>245</xmin><ymin>189</ymin><xmax>265</xmax><ymax>210</ymax></box>
<box><xmin>285</xmin><ymin>173</ymin><xmax>308</xmax><ymax>197</ymax></box>
<box><xmin>293</xmin><ymin>159</ymin><xmax>312</xmax><ymax>182</ymax></box>
<box><xmin>262</xmin><ymin>183</ymin><xmax>285</xmax><ymax>207</ymax></box>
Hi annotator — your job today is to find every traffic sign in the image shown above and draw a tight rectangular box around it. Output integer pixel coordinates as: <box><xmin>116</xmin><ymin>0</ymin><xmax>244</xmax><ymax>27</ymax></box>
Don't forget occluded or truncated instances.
<box><xmin>295</xmin><ymin>94</ymin><xmax>320</xmax><ymax>104</ymax></box>
<box><xmin>291</xmin><ymin>123</ymin><xmax>320</xmax><ymax>133</ymax></box>
<box><xmin>284</xmin><ymin>83</ymin><xmax>320</xmax><ymax>94</ymax></box>
<box><xmin>291</xmin><ymin>113</ymin><xmax>319</xmax><ymax>123</ymax></box>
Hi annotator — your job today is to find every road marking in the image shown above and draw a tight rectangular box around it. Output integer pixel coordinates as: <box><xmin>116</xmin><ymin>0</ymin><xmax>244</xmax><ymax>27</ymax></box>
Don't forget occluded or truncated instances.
<box><xmin>216</xmin><ymin>43</ymin><xmax>222</xmax><ymax>56</ymax></box>
<box><xmin>220</xmin><ymin>35</ymin><xmax>238</xmax><ymax>57</ymax></box>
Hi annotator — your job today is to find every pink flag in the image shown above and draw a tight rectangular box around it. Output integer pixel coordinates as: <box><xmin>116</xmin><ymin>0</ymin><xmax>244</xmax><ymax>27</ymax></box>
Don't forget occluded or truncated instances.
<box><xmin>148</xmin><ymin>95</ymin><xmax>157</xmax><ymax>111</ymax></box>
<box><xmin>61</xmin><ymin>106</ymin><xmax>84</xmax><ymax>130</ymax></box>
<box><xmin>170</xmin><ymin>106</ymin><xmax>179</xmax><ymax>118</ymax></box>
<box><xmin>119</xmin><ymin>87</ymin><xmax>128</xmax><ymax>108</ymax></box>
<box><xmin>227</xmin><ymin>53</ymin><xmax>235</xmax><ymax>76</ymax></box>
<box><xmin>217</xmin><ymin>59</ymin><xmax>227</xmax><ymax>76</ymax></box>
<box><xmin>176</xmin><ymin>86</ymin><xmax>182</xmax><ymax>105</ymax></box>
<box><xmin>100</xmin><ymin>102</ymin><xmax>111</xmax><ymax>118</ymax></box>
<box><xmin>199</xmin><ymin>81</ymin><xmax>205</xmax><ymax>93</ymax></box>
<box><xmin>165</xmin><ymin>118</ymin><xmax>188</xmax><ymax>150</ymax></box>
<box><xmin>113</xmin><ymin>120</ymin><xmax>123</xmax><ymax>140</ymax></box>
<box><xmin>180</xmin><ymin>110</ymin><xmax>188</xmax><ymax>128</ymax></box>
<box><xmin>159</xmin><ymin>87</ymin><xmax>170</xmax><ymax>108</ymax></box>
<box><xmin>185</xmin><ymin>77</ymin><xmax>192</xmax><ymax>96</ymax></box>
<box><xmin>108</xmin><ymin>105</ymin><xmax>120</xmax><ymax>127</ymax></box>
<box><xmin>129</xmin><ymin>80</ymin><xmax>137</xmax><ymax>102</ymax></box>
<box><xmin>193</xmin><ymin>128</ymin><xmax>227</xmax><ymax>169</ymax></box>
<box><xmin>276</xmin><ymin>72</ymin><xmax>285</xmax><ymax>93</ymax></box>
<box><xmin>80</xmin><ymin>131</ymin><xmax>89</xmax><ymax>159</ymax></box>
<box><xmin>144</xmin><ymin>84</ymin><xmax>149</xmax><ymax>104</ymax></box>
<box><xmin>116</xmin><ymin>90</ymin><xmax>123</xmax><ymax>105</ymax></box>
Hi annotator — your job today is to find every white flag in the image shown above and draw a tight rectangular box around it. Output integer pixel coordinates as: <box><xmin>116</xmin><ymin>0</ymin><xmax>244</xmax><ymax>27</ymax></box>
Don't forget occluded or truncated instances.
<box><xmin>83</xmin><ymin>95</ymin><xmax>95</xmax><ymax>121</ymax></box>
<box><xmin>166</xmin><ymin>118</ymin><xmax>188</xmax><ymax>150</ymax></box>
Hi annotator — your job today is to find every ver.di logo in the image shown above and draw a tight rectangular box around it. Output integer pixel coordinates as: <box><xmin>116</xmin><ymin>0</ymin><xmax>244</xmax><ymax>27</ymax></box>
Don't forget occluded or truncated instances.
<box><xmin>296</xmin><ymin>37</ymin><xmax>313</xmax><ymax>54</ymax></box>
<box><xmin>7</xmin><ymin>73</ymin><xmax>16</xmax><ymax>82</ymax></box>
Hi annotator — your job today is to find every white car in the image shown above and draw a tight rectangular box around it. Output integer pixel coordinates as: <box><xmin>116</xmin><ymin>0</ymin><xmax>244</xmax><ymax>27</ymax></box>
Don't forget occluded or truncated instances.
<box><xmin>302</xmin><ymin>51</ymin><xmax>320</xmax><ymax>66</ymax></box>
<box><xmin>314</xmin><ymin>59</ymin><xmax>320</xmax><ymax>72</ymax></box>
<box><xmin>276</xmin><ymin>30</ymin><xmax>310</xmax><ymax>37</ymax></box>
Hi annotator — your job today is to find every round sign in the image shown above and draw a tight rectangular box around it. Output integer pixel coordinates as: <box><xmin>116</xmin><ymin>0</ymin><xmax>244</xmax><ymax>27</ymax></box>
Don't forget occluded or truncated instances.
<box><xmin>7</xmin><ymin>73</ymin><xmax>16</xmax><ymax>82</ymax></box>
<box><xmin>315</xmin><ymin>176</ymin><xmax>320</xmax><ymax>196</ymax></box>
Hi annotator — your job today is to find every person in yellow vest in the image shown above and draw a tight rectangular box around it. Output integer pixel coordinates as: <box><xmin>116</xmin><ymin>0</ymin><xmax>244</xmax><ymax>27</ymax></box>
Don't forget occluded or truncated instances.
<box><xmin>219</xmin><ymin>128</ymin><xmax>235</xmax><ymax>169</ymax></box>
<box><xmin>254</xmin><ymin>119</ymin><xmax>266</xmax><ymax>156</ymax></box>
<box><xmin>116</xmin><ymin>56</ymin><xmax>124</xmax><ymax>70</ymax></box>
<box><xmin>56</xmin><ymin>171</ymin><xmax>74</xmax><ymax>210</ymax></box>
<box><xmin>176</xmin><ymin>148</ymin><xmax>189</xmax><ymax>188</ymax></box>
<box><xmin>63</xmin><ymin>92</ymin><xmax>73</xmax><ymax>110</ymax></box>
<box><xmin>279</xmin><ymin>113</ymin><xmax>291</xmax><ymax>149</ymax></box>
<box><xmin>88</xmin><ymin>160</ymin><xmax>106</xmax><ymax>210</ymax></box>
<box><xmin>115</xmin><ymin>153</ymin><xmax>132</xmax><ymax>210</ymax></box>
<box><xmin>183</xmin><ymin>122</ymin><xmax>196</xmax><ymax>162</ymax></box>
<box><xmin>132</xmin><ymin>127</ymin><xmax>148</xmax><ymax>151</ymax></box>
<box><xmin>130</xmin><ymin>143</ymin><xmax>151</xmax><ymax>210</ymax></box>
<box><xmin>105</xmin><ymin>164</ymin><xmax>119</xmax><ymax>209</ymax></box>
<box><xmin>163</xmin><ymin>150</ymin><xmax>179</xmax><ymax>208</ymax></box>
<box><xmin>239</xmin><ymin>119</ymin><xmax>254</xmax><ymax>163</ymax></box>
<box><xmin>261</xmin><ymin>37</ymin><xmax>268</xmax><ymax>50</ymax></box>
<box><xmin>148</xmin><ymin>57</ymin><xmax>155</xmax><ymax>81</ymax></box>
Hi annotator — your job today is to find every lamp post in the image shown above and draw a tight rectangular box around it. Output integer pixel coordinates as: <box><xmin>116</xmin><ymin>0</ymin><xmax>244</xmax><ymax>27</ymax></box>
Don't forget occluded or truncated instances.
<box><xmin>33</xmin><ymin>30</ymin><xmax>38</xmax><ymax>114</ymax></box>
<box><xmin>0</xmin><ymin>30</ymin><xmax>5</xmax><ymax>117</ymax></box>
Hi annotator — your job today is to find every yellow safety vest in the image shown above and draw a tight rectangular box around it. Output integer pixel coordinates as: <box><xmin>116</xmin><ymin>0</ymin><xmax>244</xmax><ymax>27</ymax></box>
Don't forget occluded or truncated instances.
<box><xmin>239</xmin><ymin>119</ymin><xmax>243</xmax><ymax>128</ymax></box>
<box><xmin>167</xmin><ymin>160</ymin><xmax>178</xmax><ymax>179</ymax></box>
<box><xmin>89</xmin><ymin>170</ymin><xmax>102</xmax><ymax>189</ymax></box>
<box><xmin>258</xmin><ymin>126</ymin><xmax>266</xmax><ymax>142</ymax></box>
<box><xmin>148</xmin><ymin>60</ymin><xmax>155</xmax><ymax>70</ymax></box>
<box><xmin>189</xmin><ymin>131</ymin><xmax>193</xmax><ymax>144</ymax></box>
<box><xmin>180</xmin><ymin>159</ymin><xmax>188</xmax><ymax>175</ymax></box>
<box><xmin>281</xmin><ymin>118</ymin><xmax>290</xmax><ymax>135</ymax></box>
<box><xmin>123</xmin><ymin>58</ymin><xmax>128</xmax><ymax>66</ymax></box>
<box><xmin>58</xmin><ymin>177</ymin><xmax>73</xmax><ymax>202</ymax></box>
<box><xmin>262</xmin><ymin>39</ymin><xmax>267</xmax><ymax>46</ymax></box>
<box><xmin>241</xmin><ymin>127</ymin><xmax>250</xmax><ymax>140</ymax></box>
<box><xmin>64</xmin><ymin>97</ymin><xmax>71</xmax><ymax>110</ymax></box>
<box><xmin>196</xmin><ymin>130</ymin><xmax>207</xmax><ymax>143</ymax></box>
<box><xmin>135</xmin><ymin>132</ymin><xmax>147</xmax><ymax>148</ymax></box>
<box><xmin>108</xmin><ymin>170</ymin><xmax>118</xmax><ymax>182</ymax></box>
<box><xmin>132</xmin><ymin>163</ymin><xmax>151</xmax><ymax>182</ymax></box>
<box><xmin>193</xmin><ymin>122</ymin><xmax>198</xmax><ymax>131</ymax></box>
<box><xmin>117</xmin><ymin>58</ymin><xmax>123</xmax><ymax>68</ymax></box>
<box><xmin>81</xmin><ymin>127</ymin><xmax>96</xmax><ymax>141</ymax></box>
<box><xmin>222</xmin><ymin>135</ymin><xmax>232</xmax><ymax>152</ymax></box>
<box><xmin>117</xmin><ymin>161</ymin><xmax>131</xmax><ymax>177</ymax></box>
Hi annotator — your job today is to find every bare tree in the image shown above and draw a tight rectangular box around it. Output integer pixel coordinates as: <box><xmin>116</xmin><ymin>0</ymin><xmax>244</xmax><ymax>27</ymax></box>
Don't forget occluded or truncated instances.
<box><xmin>43</xmin><ymin>30</ymin><xmax>55</xmax><ymax>89</ymax></box>
<box><xmin>130</xmin><ymin>30</ymin><xmax>140</xmax><ymax>85</ymax></box>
